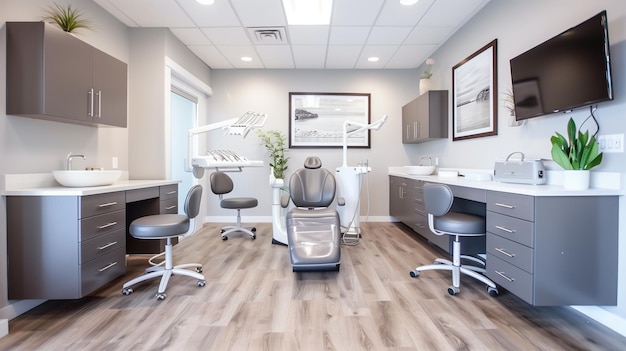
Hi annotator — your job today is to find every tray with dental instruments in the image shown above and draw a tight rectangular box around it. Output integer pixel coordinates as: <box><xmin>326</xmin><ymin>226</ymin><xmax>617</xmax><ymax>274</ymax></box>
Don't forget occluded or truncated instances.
<box><xmin>192</xmin><ymin>149</ymin><xmax>263</xmax><ymax>168</ymax></box>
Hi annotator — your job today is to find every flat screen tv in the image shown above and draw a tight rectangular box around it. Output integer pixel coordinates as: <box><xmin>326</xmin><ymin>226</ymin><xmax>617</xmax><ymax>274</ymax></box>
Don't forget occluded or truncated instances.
<box><xmin>510</xmin><ymin>10</ymin><xmax>613</xmax><ymax>121</ymax></box>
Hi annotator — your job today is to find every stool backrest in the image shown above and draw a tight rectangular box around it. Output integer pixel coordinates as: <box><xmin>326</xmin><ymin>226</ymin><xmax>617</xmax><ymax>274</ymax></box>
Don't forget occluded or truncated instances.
<box><xmin>184</xmin><ymin>184</ymin><xmax>203</xmax><ymax>219</ymax></box>
<box><xmin>210</xmin><ymin>172</ymin><xmax>234</xmax><ymax>196</ymax></box>
<box><xmin>423</xmin><ymin>183</ymin><xmax>453</xmax><ymax>217</ymax></box>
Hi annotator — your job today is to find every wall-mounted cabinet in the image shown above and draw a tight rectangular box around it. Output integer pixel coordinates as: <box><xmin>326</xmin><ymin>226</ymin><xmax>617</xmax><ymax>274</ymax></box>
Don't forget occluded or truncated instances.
<box><xmin>6</xmin><ymin>22</ymin><xmax>127</xmax><ymax>127</ymax></box>
<box><xmin>401</xmin><ymin>90</ymin><xmax>448</xmax><ymax>143</ymax></box>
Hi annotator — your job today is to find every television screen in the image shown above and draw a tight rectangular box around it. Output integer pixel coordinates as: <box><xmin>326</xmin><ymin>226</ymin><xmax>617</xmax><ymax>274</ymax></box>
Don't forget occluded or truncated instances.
<box><xmin>510</xmin><ymin>11</ymin><xmax>613</xmax><ymax>121</ymax></box>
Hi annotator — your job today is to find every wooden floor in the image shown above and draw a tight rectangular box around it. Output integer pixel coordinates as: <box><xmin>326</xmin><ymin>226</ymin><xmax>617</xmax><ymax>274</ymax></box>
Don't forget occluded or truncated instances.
<box><xmin>1</xmin><ymin>222</ymin><xmax>624</xmax><ymax>350</ymax></box>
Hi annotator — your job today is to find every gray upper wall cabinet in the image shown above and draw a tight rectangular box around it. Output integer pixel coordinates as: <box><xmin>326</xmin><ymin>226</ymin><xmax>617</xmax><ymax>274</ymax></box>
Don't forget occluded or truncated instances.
<box><xmin>402</xmin><ymin>90</ymin><xmax>448</xmax><ymax>143</ymax></box>
<box><xmin>6</xmin><ymin>22</ymin><xmax>127</xmax><ymax>127</ymax></box>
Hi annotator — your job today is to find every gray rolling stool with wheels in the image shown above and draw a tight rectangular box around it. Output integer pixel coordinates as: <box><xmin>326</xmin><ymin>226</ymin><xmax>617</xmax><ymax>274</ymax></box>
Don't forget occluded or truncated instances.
<box><xmin>210</xmin><ymin>171</ymin><xmax>258</xmax><ymax>240</ymax></box>
<box><xmin>410</xmin><ymin>183</ymin><xmax>498</xmax><ymax>297</ymax></box>
<box><xmin>122</xmin><ymin>185</ymin><xmax>205</xmax><ymax>300</ymax></box>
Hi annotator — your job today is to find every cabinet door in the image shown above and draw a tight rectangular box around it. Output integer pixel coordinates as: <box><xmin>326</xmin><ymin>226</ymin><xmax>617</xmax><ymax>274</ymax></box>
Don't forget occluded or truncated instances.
<box><xmin>401</xmin><ymin>99</ymin><xmax>418</xmax><ymax>143</ymax></box>
<box><xmin>93</xmin><ymin>49</ymin><xmax>128</xmax><ymax>127</ymax></box>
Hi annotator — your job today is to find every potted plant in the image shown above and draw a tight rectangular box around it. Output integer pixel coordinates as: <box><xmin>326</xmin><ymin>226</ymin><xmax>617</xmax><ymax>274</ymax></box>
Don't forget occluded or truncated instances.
<box><xmin>419</xmin><ymin>58</ymin><xmax>435</xmax><ymax>95</ymax></box>
<box><xmin>43</xmin><ymin>3</ymin><xmax>91</xmax><ymax>33</ymax></box>
<box><xmin>257</xmin><ymin>130</ymin><xmax>289</xmax><ymax>180</ymax></box>
<box><xmin>550</xmin><ymin>117</ymin><xmax>603</xmax><ymax>189</ymax></box>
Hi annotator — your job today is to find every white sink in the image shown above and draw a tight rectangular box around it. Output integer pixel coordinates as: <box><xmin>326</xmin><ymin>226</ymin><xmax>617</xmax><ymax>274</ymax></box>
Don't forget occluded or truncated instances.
<box><xmin>404</xmin><ymin>165</ymin><xmax>436</xmax><ymax>175</ymax></box>
<box><xmin>52</xmin><ymin>170</ymin><xmax>122</xmax><ymax>187</ymax></box>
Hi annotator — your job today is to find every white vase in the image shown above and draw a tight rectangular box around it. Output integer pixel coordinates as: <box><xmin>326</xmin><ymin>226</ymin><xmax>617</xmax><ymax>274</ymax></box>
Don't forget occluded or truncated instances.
<box><xmin>419</xmin><ymin>78</ymin><xmax>431</xmax><ymax>95</ymax></box>
<box><xmin>562</xmin><ymin>170</ymin><xmax>590</xmax><ymax>190</ymax></box>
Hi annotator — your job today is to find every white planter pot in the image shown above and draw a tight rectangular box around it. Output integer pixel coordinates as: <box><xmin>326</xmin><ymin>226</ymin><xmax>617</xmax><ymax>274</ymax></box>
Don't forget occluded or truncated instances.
<box><xmin>419</xmin><ymin>78</ymin><xmax>431</xmax><ymax>95</ymax></box>
<box><xmin>562</xmin><ymin>170</ymin><xmax>590</xmax><ymax>190</ymax></box>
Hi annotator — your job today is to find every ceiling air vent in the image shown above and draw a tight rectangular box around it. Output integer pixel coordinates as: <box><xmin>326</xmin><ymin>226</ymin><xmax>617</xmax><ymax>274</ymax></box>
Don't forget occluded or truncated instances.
<box><xmin>247</xmin><ymin>27</ymin><xmax>288</xmax><ymax>44</ymax></box>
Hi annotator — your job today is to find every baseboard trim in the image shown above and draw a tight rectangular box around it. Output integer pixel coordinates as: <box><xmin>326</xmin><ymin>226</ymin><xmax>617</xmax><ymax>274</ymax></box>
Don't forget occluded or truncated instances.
<box><xmin>571</xmin><ymin>306</ymin><xmax>626</xmax><ymax>338</ymax></box>
<box><xmin>0</xmin><ymin>299</ymin><xmax>46</xmax><ymax>320</ymax></box>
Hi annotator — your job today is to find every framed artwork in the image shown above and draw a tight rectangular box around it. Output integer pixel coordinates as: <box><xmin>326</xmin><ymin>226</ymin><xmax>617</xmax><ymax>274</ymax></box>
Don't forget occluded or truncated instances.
<box><xmin>452</xmin><ymin>39</ymin><xmax>498</xmax><ymax>141</ymax></box>
<box><xmin>289</xmin><ymin>92</ymin><xmax>371</xmax><ymax>148</ymax></box>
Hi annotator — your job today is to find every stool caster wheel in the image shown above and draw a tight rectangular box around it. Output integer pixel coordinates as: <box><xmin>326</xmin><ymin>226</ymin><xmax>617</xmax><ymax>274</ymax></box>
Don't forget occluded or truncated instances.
<box><xmin>122</xmin><ymin>288</ymin><xmax>133</xmax><ymax>295</ymax></box>
<box><xmin>196</xmin><ymin>267</ymin><xmax>203</xmax><ymax>273</ymax></box>
<box><xmin>488</xmin><ymin>286</ymin><xmax>499</xmax><ymax>297</ymax></box>
<box><xmin>198</xmin><ymin>280</ymin><xmax>206</xmax><ymax>287</ymax></box>
<box><xmin>252</xmin><ymin>227</ymin><xmax>257</xmax><ymax>232</ymax></box>
<box><xmin>447</xmin><ymin>286</ymin><xmax>460</xmax><ymax>296</ymax></box>
<box><xmin>409</xmin><ymin>270</ymin><xmax>419</xmax><ymax>278</ymax></box>
<box><xmin>222</xmin><ymin>236</ymin><xmax>228</xmax><ymax>241</ymax></box>
<box><xmin>156</xmin><ymin>293</ymin><xmax>166</xmax><ymax>300</ymax></box>
<box><xmin>251</xmin><ymin>234</ymin><xmax>256</xmax><ymax>240</ymax></box>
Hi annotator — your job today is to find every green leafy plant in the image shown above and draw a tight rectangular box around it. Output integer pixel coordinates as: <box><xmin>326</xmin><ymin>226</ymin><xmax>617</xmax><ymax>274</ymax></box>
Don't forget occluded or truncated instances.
<box><xmin>550</xmin><ymin>117</ymin><xmax>602</xmax><ymax>170</ymax></box>
<box><xmin>257</xmin><ymin>130</ymin><xmax>289</xmax><ymax>179</ymax></box>
<box><xmin>43</xmin><ymin>3</ymin><xmax>91</xmax><ymax>33</ymax></box>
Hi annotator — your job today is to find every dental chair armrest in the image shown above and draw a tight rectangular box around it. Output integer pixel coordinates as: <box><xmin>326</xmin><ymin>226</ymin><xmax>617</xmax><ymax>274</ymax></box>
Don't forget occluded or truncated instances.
<box><xmin>281</xmin><ymin>194</ymin><xmax>291</xmax><ymax>208</ymax></box>
<box><xmin>337</xmin><ymin>197</ymin><xmax>345</xmax><ymax>206</ymax></box>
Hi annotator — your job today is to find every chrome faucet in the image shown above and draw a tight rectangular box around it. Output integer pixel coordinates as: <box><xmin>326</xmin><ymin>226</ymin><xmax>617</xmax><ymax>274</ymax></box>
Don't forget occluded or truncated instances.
<box><xmin>419</xmin><ymin>156</ymin><xmax>432</xmax><ymax>166</ymax></box>
<box><xmin>66</xmin><ymin>152</ymin><xmax>86</xmax><ymax>170</ymax></box>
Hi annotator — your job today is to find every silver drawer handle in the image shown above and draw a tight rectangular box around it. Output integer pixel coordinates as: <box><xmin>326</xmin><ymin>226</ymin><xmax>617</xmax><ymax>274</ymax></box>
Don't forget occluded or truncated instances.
<box><xmin>495</xmin><ymin>247</ymin><xmax>516</xmax><ymax>258</ymax></box>
<box><xmin>98</xmin><ymin>201</ymin><xmax>118</xmax><ymax>208</ymax></box>
<box><xmin>166</xmin><ymin>191</ymin><xmax>177</xmax><ymax>195</ymax></box>
<box><xmin>495</xmin><ymin>225</ymin><xmax>515</xmax><ymax>233</ymax></box>
<box><xmin>97</xmin><ymin>241</ymin><xmax>118</xmax><ymax>250</ymax></box>
<box><xmin>495</xmin><ymin>270</ymin><xmax>515</xmax><ymax>282</ymax></box>
<box><xmin>98</xmin><ymin>261</ymin><xmax>118</xmax><ymax>272</ymax></box>
<box><xmin>165</xmin><ymin>205</ymin><xmax>177</xmax><ymax>210</ymax></box>
<box><xmin>495</xmin><ymin>202</ymin><xmax>515</xmax><ymax>209</ymax></box>
<box><xmin>97</xmin><ymin>221</ymin><xmax>118</xmax><ymax>229</ymax></box>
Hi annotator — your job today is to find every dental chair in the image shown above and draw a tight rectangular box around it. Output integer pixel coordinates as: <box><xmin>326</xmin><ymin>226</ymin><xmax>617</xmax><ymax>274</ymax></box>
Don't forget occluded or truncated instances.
<box><xmin>210</xmin><ymin>171</ymin><xmax>258</xmax><ymax>240</ymax></box>
<box><xmin>409</xmin><ymin>183</ymin><xmax>498</xmax><ymax>296</ymax></box>
<box><xmin>122</xmin><ymin>185</ymin><xmax>205</xmax><ymax>300</ymax></box>
<box><xmin>285</xmin><ymin>156</ymin><xmax>343</xmax><ymax>272</ymax></box>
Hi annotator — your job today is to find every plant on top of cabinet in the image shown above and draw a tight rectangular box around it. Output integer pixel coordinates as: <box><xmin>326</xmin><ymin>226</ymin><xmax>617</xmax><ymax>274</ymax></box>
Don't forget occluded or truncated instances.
<box><xmin>43</xmin><ymin>3</ymin><xmax>91</xmax><ymax>34</ymax></box>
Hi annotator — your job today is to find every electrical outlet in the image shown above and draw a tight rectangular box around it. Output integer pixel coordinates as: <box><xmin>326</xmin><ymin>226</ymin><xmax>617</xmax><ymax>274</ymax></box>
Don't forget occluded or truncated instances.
<box><xmin>597</xmin><ymin>134</ymin><xmax>624</xmax><ymax>153</ymax></box>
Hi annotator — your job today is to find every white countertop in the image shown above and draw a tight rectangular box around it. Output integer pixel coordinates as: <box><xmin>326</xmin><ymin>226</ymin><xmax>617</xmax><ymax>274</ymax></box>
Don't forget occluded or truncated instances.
<box><xmin>388</xmin><ymin>167</ymin><xmax>623</xmax><ymax>196</ymax></box>
<box><xmin>1</xmin><ymin>173</ymin><xmax>180</xmax><ymax>196</ymax></box>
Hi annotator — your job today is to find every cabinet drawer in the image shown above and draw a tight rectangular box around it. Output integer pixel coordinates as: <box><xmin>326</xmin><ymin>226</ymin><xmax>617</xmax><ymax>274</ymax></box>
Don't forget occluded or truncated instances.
<box><xmin>487</xmin><ymin>191</ymin><xmax>534</xmax><ymax>221</ymax></box>
<box><xmin>80</xmin><ymin>209</ymin><xmax>126</xmax><ymax>241</ymax></box>
<box><xmin>487</xmin><ymin>211</ymin><xmax>534</xmax><ymax>247</ymax></box>
<box><xmin>81</xmin><ymin>228</ymin><xmax>126</xmax><ymax>264</ymax></box>
<box><xmin>412</xmin><ymin>213</ymin><xmax>428</xmax><ymax>234</ymax></box>
<box><xmin>81</xmin><ymin>247</ymin><xmax>125</xmax><ymax>296</ymax></box>
<box><xmin>487</xmin><ymin>234</ymin><xmax>533</xmax><ymax>273</ymax></box>
<box><xmin>160</xmin><ymin>184</ymin><xmax>178</xmax><ymax>200</ymax></box>
<box><xmin>126</xmin><ymin>186</ymin><xmax>159</xmax><ymax>203</ymax></box>
<box><xmin>487</xmin><ymin>255</ymin><xmax>534</xmax><ymax>304</ymax></box>
<box><xmin>80</xmin><ymin>192</ymin><xmax>125</xmax><ymax>218</ymax></box>
<box><xmin>160</xmin><ymin>198</ymin><xmax>178</xmax><ymax>214</ymax></box>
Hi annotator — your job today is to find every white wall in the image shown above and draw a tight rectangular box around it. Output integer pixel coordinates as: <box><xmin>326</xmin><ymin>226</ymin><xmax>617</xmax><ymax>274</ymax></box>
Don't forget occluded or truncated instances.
<box><xmin>204</xmin><ymin>0</ymin><xmax>626</xmax><ymax>336</ymax></box>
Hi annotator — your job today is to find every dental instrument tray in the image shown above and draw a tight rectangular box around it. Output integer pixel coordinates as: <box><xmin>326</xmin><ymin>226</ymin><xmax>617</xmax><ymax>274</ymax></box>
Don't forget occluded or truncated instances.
<box><xmin>192</xmin><ymin>149</ymin><xmax>263</xmax><ymax>168</ymax></box>
<box><xmin>493</xmin><ymin>152</ymin><xmax>546</xmax><ymax>185</ymax></box>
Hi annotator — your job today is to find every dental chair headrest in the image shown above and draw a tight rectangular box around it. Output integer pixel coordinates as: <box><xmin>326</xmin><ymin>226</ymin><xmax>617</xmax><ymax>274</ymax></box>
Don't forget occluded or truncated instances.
<box><xmin>304</xmin><ymin>156</ymin><xmax>322</xmax><ymax>169</ymax></box>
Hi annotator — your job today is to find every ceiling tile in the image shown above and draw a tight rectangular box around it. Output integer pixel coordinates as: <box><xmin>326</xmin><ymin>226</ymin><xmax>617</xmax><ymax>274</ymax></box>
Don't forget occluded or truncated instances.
<box><xmin>375</xmin><ymin>0</ymin><xmax>435</xmax><ymax>26</ymax></box>
<box><xmin>188</xmin><ymin>45</ymin><xmax>233</xmax><ymax>69</ymax></box>
<box><xmin>104</xmin><ymin>0</ymin><xmax>195</xmax><ymax>27</ymax></box>
<box><xmin>355</xmin><ymin>46</ymin><xmax>399</xmax><ymax>69</ymax></box>
<box><xmin>329</xmin><ymin>27</ymin><xmax>370</xmax><ymax>45</ymax></box>
<box><xmin>386</xmin><ymin>44</ymin><xmax>436</xmax><ymax>69</ymax></box>
<box><xmin>326</xmin><ymin>46</ymin><xmax>362</xmax><ymax>69</ymax></box>
<box><xmin>292</xmin><ymin>46</ymin><xmax>327</xmax><ymax>69</ymax></box>
<box><xmin>331</xmin><ymin>0</ymin><xmax>385</xmax><ymax>26</ymax></box>
<box><xmin>255</xmin><ymin>46</ymin><xmax>295</xmax><ymax>68</ymax></box>
<box><xmin>201</xmin><ymin>27</ymin><xmax>251</xmax><ymax>46</ymax></box>
<box><xmin>170</xmin><ymin>28</ymin><xmax>211</xmax><ymax>46</ymax></box>
<box><xmin>230</xmin><ymin>0</ymin><xmax>287</xmax><ymax>27</ymax></box>
<box><xmin>175</xmin><ymin>0</ymin><xmax>241</xmax><ymax>27</ymax></box>
<box><xmin>288</xmin><ymin>26</ymin><xmax>329</xmax><ymax>45</ymax></box>
<box><xmin>367</xmin><ymin>27</ymin><xmax>413</xmax><ymax>45</ymax></box>
<box><xmin>419</xmin><ymin>0</ymin><xmax>489</xmax><ymax>27</ymax></box>
<box><xmin>404</xmin><ymin>26</ymin><xmax>454</xmax><ymax>45</ymax></box>
<box><xmin>218</xmin><ymin>46</ymin><xmax>265</xmax><ymax>69</ymax></box>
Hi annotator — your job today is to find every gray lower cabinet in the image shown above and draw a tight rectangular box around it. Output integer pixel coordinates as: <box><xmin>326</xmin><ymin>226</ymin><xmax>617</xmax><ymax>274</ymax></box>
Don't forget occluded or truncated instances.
<box><xmin>485</xmin><ymin>191</ymin><xmax>618</xmax><ymax>306</ymax></box>
<box><xmin>6</xmin><ymin>21</ymin><xmax>127</xmax><ymax>127</ymax></box>
<box><xmin>7</xmin><ymin>192</ymin><xmax>127</xmax><ymax>299</ymax></box>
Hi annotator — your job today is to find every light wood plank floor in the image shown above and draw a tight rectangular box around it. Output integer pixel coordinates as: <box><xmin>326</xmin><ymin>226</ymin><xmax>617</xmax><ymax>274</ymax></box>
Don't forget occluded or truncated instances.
<box><xmin>1</xmin><ymin>222</ymin><xmax>624</xmax><ymax>350</ymax></box>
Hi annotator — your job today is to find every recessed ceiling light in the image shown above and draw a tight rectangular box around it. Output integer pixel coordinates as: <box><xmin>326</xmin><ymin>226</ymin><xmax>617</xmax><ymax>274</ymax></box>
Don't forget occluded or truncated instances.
<box><xmin>195</xmin><ymin>0</ymin><xmax>214</xmax><ymax>5</ymax></box>
<box><xmin>400</xmin><ymin>0</ymin><xmax>419</xmax><ymax>5</ymax></box>
<box><xmin>241</xmin><ymin>56</ymin><xmax>253</xmax><ymax>62</ymax></box>
<box><xmin>282</xmin><ymin>0</ymin><xmax>333</xmax><ymax>25</ymax></box>
<box><xmin>368</xmin><ymin>57</ymin><xmax>380</xmax><ymax>62</ymax></box>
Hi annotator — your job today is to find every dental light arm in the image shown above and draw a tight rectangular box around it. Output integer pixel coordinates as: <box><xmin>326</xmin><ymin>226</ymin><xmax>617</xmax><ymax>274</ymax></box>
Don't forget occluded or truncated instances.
<box><xmin>187</xmin><ymin>111</ymin><xmax>267</xmax><ymax>178</ymax></box>
<box><xmin>342</xmin><ymin>115</ymin><xmax>388</xmax><ymax>167</ymax></box>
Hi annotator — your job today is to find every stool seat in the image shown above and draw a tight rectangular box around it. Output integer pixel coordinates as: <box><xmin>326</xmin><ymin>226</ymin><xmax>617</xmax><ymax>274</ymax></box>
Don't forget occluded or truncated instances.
<box><xmin>434</xmin><ymin>212</ymin><xmax>485</xmax><ymax>235</ymax></box>
<box><xmin>220</xmin><ymin>197</ymin><xmax>258</xmax><ymax>209</ymax></box>
<box><xmin>130</xmin><ymin>214</ymin><xmax>190</xmax><ymax>239</ymax></box>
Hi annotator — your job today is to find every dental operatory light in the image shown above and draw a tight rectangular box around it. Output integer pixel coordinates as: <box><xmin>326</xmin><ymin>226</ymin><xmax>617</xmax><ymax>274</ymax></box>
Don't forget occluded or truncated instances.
<box><xmin>400</xmin><ymin>0</ymin><xmax>419</xmax><ymax>5</ymax></box>
<box><xmin>368</xmin><ymin>57</ymin><xmax>379</xmax><ymax>62</ymax></box>
<box><xmin>282</xmin><ymin>0</ymin><xmax>333</xmax><ymax>25</ymax></box>
<box><xmin>241</xmin><ymin>56</ymin><xmax>253</xmax><ymax>62</ymax></box>
<box><xmin>195</xmin><ymin>0</ymin><xmax>214</xmax><ymax>5</ymax></box>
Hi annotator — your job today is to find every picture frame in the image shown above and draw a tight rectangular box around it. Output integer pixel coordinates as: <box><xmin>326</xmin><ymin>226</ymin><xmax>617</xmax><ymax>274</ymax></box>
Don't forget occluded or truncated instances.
<box><xmin>289</xmin><ymin>92</ymin><xmax>371</xmax><ymax>148</ymax></box>
<box><xmin>452</xmin><ymin>39</ymin><xmax>498</xmax><ymax>141</ymax></box>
